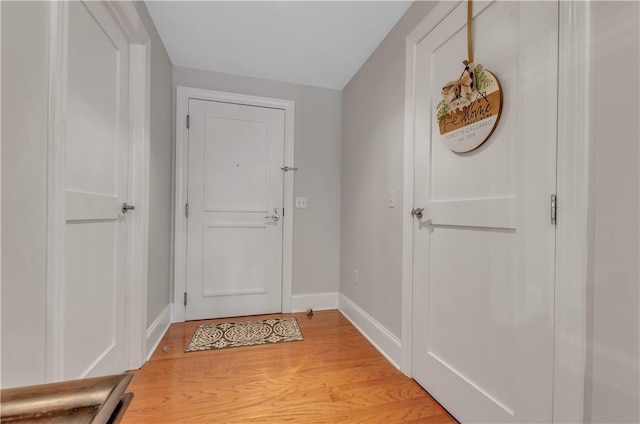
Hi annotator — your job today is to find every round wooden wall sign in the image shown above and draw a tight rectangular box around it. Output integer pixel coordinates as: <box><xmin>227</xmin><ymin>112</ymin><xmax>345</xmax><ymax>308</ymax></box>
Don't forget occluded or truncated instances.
<box><xmin>436</xmin><ymin>64</ymin><xmax>503</xmax><ymax>153</ymax></box>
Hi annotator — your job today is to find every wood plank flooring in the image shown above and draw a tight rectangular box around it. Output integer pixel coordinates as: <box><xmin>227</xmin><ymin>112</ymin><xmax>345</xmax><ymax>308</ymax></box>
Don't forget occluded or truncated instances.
<box><xmin>122</xmin><ymin>310</ymin><xmax>457</xmax><ymax>423</ymax></box>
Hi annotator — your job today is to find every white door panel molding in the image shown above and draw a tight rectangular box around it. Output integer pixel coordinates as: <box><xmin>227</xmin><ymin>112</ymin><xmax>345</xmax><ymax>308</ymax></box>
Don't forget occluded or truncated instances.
<box><xmin>174</xmin><ymin>87</ymin><xmax>295</xmax><ymax>322</ymax></box>
<box><xmin>404</xmin><ymin>1</ymin><xmax>560</xmax><ymax>422</ymax></box>
<box><xmin>403</xmin><ymin>1</ymin><xmax>590</xmax><ymax>422</ymax></box>
<box><xmin>46</xmin><ymin>0</ymin><xmax>150</xmax><ymax>381</ymax></box>
<box><xmin>186</xmin><ymin>100</ymin><xmax>284</xmax><ymax>319</ymax></box>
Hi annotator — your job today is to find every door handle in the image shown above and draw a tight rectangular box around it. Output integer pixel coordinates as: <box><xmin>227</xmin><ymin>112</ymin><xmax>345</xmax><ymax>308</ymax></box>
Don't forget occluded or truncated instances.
<box><xmin>122</xmin><ymin>203</ymin><xmax>135</xmax><ymax>214</ymax></box>
<box><xmin>265</xmin><ymin>208</ymin><xmax>280</xmax><ymax>222</ymax></box>
<box><xmin>410</xmin><ymin>208</ymin><xmax>424</xmax><ymax>219</ymax></box>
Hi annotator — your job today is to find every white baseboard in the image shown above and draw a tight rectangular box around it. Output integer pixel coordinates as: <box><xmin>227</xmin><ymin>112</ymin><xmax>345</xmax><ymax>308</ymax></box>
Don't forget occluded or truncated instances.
<box><xmin>291</xmin><ymin>292</ymin><xmax>338</xmax><ymax>313</ymax></box>
<box><xmin>338</xmin><ymin>293</ymin><xmax>402</xmax><ymax>369</ymax></box>
<box><xmin>146</xmin><ymin>304</ymin><xmax>171</xmax><ymax>361</ymax></box>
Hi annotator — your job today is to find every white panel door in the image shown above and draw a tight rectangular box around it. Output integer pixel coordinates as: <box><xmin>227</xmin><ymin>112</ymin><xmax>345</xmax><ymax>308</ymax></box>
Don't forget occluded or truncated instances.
<box><xmin>186</xmin><ymin>99</ymin><xmax>285</xmax><ymax>320</ymax></box>
<box><xmin>411</xmin><ymin>2</ymin><xmax>558</xmax><ymax>422</ymax></box>
<box><xmin>64</xmin><ymin>1</ymin><xmax>130</xmax><ymax>378</ymax></box>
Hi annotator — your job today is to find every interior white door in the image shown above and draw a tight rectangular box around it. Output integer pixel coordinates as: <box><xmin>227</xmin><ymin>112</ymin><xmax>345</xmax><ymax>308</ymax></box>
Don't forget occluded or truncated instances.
<box><xmin>63</xmin><ymin>1</ymin><xmax>130</xmax><ymax>378</ymax></box>
<box><xmin>186</xmin><ymin>99</ymin><xmax>285</xmax><ymax>320</ymax></box>
<box><xmin>411</xmin><ymin>2</ymin><xmax>558</xmax><ymax>422</ymax></box>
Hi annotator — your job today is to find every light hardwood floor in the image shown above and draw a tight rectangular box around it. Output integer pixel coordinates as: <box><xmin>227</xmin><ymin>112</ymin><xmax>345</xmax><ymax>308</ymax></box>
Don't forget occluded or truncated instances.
<box><xmin>122</xmin><ymin>310</ymin><xmax>457</xmax><ymax>423</ymax></box>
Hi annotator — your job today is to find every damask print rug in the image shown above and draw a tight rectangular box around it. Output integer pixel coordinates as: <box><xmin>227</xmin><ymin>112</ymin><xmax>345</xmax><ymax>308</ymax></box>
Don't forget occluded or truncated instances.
<box><xmin>185</xmin><ymin>317</ymin><xmax>304</xmax><ymax>352</ymax></box>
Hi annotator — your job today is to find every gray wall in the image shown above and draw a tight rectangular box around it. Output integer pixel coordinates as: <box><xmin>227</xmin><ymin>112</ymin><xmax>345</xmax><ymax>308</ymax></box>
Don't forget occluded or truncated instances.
<box><xmin>132</xmin><ymin>2</ymin><xmax>173</xmax><ymax>330</ymax></box>
<box><xmin>340</xmin><ymin>1</ymin><xmax>437</xmax><ymax>338</ymax></box>
<box><xmin>585</xmin><ymin>2</ymin><xmax>640</xmax><ymax>422</ymax></box>
<box><xmin>1</xmin><ymin>1</ymin><xmax>50</xmax><ymax>387</ymax></box>
<box><xmin>1</xmin><ymin>1</ymin><xmax>173</xmax><ymax>387</ymax></box>
<box><xmin>173</xmin><ymin>67</ymin><xmax>342</xmax><ymax>296</ymax></box>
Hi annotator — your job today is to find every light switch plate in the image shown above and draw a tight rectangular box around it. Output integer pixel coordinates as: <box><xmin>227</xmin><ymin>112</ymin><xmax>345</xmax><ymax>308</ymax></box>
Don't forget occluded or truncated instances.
<box><xmin>388</xmin><ymin>190</ymin><xmax>396</xmax><ymax>208</ymax></box>
<box><xmin>295</xmin><ymin>197</ymin><xmax>308</xmax><ymax>208</ymax></box>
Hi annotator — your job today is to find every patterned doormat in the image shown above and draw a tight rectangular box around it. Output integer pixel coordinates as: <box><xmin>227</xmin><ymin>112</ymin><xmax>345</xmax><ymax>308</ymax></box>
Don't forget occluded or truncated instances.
<box><xmin>185</xmin><ymin>317</ymin><xmax>304</xmax><ymax>352</ymax></box>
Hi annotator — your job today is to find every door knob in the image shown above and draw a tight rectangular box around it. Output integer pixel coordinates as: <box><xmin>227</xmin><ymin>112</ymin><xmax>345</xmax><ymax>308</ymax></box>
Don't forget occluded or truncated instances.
<box><xmin>411</xmin><ymin>208</ymin><xmax>424</xmax><ymax>219</ymax></box>
<box><xmin>122</xmin><ymin>203</ymin><xmax>135</xmax><ymax>214</ymax></box>
<box><xmin>265</xmin><ymin>208</ymin><xmax>280</xmax><ymax>222</ymax></box>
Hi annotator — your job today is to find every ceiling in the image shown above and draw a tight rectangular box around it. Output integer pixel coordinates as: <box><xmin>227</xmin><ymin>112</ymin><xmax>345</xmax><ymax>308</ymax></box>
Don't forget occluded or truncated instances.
<box><xmin>144</xmin><ymin>1</ymin><xmax>413</xmax><ymax>90</ymax></box>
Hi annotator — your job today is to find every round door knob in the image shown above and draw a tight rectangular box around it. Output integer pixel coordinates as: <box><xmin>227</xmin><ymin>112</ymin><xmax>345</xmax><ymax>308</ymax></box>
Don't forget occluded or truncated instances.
<box><xmin>264</xmin><ymin>208</ymin><xmax>280</xmax><ymax>222</ymax></box>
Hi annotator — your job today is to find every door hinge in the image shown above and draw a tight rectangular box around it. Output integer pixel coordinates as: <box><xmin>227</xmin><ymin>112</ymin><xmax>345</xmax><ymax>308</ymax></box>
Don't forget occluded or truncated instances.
<box><xmin>551</xmin><ymin>194</ymin><xmax>557</xmax><ymax>226</ymax></box>
<box><xmin>185</xmin><ymin>203</ymin><xmax>189</xmax><ymax>218</ymax></box>
<box><xmin>184</xmin><ymin>291</ymin><xmax>187</xmax><ymax>306</ymax></box>
<box><xmin>186</xmin><ymin>114</ymin><xmax>190</xmax><ymax>129</ymax></box>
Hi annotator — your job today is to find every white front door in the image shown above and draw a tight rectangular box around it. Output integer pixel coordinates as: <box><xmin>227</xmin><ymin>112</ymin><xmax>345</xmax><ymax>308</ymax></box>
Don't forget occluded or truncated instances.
<box><xmin>411</xmin><ymin>2</ymin><xmax>558</xmax><ymax>422</ymax></box>
<box><xmin>186</xmin><ymin>99</ymin><xmax>285</xmax><ymax>320</ymax></box>
<box><xmin>63</xmin><ymin>1</ymin><xmax>130</xmax><ymax>378</ymax></box>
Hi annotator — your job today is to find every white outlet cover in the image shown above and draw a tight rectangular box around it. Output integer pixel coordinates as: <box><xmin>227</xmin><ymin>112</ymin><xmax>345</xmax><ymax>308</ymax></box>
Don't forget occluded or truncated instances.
<box><xmin>295</xmin><ymin>197</ymin><xmax>308</xmax><ymax>208</ymax></box>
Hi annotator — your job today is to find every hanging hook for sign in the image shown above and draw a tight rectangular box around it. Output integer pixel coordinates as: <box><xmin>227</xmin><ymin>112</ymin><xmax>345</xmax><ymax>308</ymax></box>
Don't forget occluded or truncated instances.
<box><xmin>281</xmin><ymin>166</ymin><xmax>298</xmax><ymax>172</ymax></box>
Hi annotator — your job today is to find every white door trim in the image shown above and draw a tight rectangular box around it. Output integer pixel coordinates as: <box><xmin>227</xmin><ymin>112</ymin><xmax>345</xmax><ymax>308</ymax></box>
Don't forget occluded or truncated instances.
<box><xmin>45</xmin><ymin>0</ymin><xmax>151</xmax><ymax>380</ymax></box>
<box><xmin>115</xmin><ymin>1</ymin><xmax>152</xmax><ymax>372</ymax></box>
<box><xmin>552</xmin><ymin>2</ymin><xmax>591</xmax><ymax>422</ymax></box>
<box><xmin>401</xmin><ymin>2</ymin><xmax>590</xmax><ymax>422</ymax></box>
<box><xmin>46</xmin><ymin>0</ymin><xmax>69</xmax><ymax>382</ymax></box>
<box><xmin>173</xmin><ymin>86</ymin><xmax>295</xmax><ymax>322</ymax></box>
<box><xmin>400</xmin><ymin>0</ymin><xmax>460</xmax><ymax>380</ymax></box>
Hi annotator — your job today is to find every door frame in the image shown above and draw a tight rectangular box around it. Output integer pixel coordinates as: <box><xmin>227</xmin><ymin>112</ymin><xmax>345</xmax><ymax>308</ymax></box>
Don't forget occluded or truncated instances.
<box><xmin>173</xmin><ymin>86</ymin><xmax>295</xmax><ymax>322</ymax></box>
<box><xmin>401</xmin><ymin>1</ymin><xmax>590</xmax><ymax>422</ymax></box>
<box><xmin>46</xmin><ymin>0</ymin><xmax>151</xmax><ymax>380</ymax></box>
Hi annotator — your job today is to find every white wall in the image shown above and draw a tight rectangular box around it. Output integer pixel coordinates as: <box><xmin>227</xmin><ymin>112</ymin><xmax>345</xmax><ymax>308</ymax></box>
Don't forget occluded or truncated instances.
<box><xmin>340</xmin><ymin>1</ymin><xmax>437</xmax><ymax>339</ymax></box>
<box><xmin>585</xmin><ymin>2</ymin><xmax>640</xmax><ymax>422</ymax></box>
<box><xmin>0</xmin><ymin>1</ymin><xmax>173</xmax><ymax>387</ymax></box>
<box><xmin>172</xmin><ymin>67</ymin><xmax>342</xmax><ymax>298</ymax></box>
